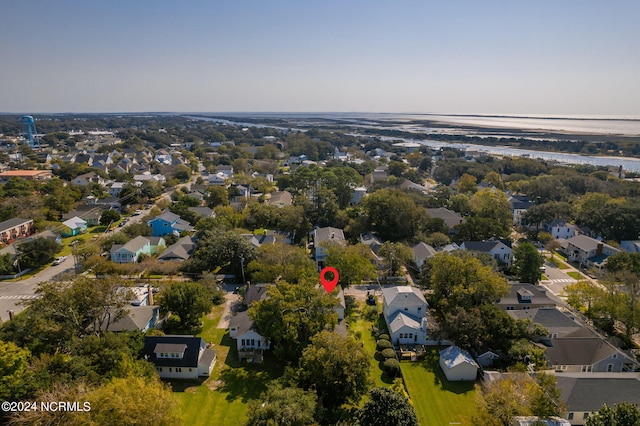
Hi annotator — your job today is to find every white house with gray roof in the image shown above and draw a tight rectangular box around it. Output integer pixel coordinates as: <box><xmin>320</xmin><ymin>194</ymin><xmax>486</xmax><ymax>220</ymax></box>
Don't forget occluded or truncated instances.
<box><xmin>563</xmin><ymin>234</ymin><xmax>620</xmax><ymax>271</ymax></box>
<box><xmin>382</xmin><ymin>286</ymin><xmax>428</xmax><ymax>346</ymax></box>
<box><xmin>439</xmin><ymin>345</ymin><xmax>479</xmax><ymax>381</ymax></box>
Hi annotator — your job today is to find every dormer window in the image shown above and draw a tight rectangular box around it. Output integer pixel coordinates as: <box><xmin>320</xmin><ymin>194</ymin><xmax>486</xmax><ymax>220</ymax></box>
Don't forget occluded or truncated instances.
<box><xmin>154</xmin><ymin>343</ymin><xmax>187</xmax><ymax>359</ymax></box>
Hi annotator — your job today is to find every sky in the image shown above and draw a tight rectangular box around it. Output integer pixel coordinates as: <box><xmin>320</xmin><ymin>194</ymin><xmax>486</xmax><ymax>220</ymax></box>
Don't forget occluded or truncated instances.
<box><xmin>1</xmin><ymin>1</ymin><xmax>639</xmax><ymax>115</ymax></box>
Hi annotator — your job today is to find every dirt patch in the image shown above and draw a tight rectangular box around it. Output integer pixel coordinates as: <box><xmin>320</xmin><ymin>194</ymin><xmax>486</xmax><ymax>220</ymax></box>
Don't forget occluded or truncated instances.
<box><xmin>206</xmin><ymin>379</ymin><xmax>224</xmax><ymax>390</ymax></box>
<box><xmin>217</xmin><ymin>293</ymin><xmax>241</xmax><ymax>329</ymax></box>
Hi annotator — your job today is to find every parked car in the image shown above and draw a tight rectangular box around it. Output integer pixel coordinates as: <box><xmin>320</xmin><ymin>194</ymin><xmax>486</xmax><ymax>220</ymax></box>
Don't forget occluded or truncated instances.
<box><xmin>53</xmin><ymin>256</ymin><xmax>66</xmax><ymax>266</ymax></box>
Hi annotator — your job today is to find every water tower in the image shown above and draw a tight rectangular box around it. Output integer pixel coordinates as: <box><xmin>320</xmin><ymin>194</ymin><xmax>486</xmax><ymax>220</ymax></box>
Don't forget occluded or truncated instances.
<box><xmin>21</xmin><ymin>115</ymin><xmax>41</xmax><ymax>149</ymax></box>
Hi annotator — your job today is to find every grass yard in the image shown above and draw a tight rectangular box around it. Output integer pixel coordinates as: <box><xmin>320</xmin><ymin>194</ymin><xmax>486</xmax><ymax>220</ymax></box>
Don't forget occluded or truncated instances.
<box><xmin>346</xmin><ymin>300</ymin><xmax>394</xmax><ymax>389</ymax></box>
<box><xmin>567</xmin><ymin>271</ymin><xmax>584</xmax><ymax>280</ymax></box>
<box><xmin>401</xmin><ymin>348</ymin><xmax>477</xmax><ymax>426</ymax></box>
<box><xmin>172</xmin><ymin>304</ymin><xmax>282</xmax><ymax>426</ymax></box>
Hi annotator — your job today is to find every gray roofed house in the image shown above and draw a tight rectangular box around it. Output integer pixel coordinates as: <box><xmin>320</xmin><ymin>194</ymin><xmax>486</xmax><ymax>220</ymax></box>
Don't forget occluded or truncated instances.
<box><xmin>563</xmin><ymin>235</ymin><xmax>620</xmax><ymax>271</ymax></box>
<box><xmin>312</xmin><ymin>227</ymin><xmax>346</xmax><ymax>267</ymax></box>
<box><xmin>188</xmin><ymin>206</ymin><xmax>214</xmax><ymax>218</ymax></box>
<box><xmin>382</xmin><ymin>286</ymin><xmax>428</xmax><ymax>345</ymax></box>
<box><xmin>620</xmin><ymin>240</ymin><xmax>640</xmax><ymax>253</ymax></box>
<box><xmin>439</xmin><ymin>345</ymin><xmax>479</xmax><ymax>381</ymax></box>
<box><xmin>412</xmin><ymin>242</ymin><xmax>437</xmax><ymax>269</ymax></box>
<box><xmin>496</xmin><ymin>283</ymin><xmax>557</xmax><ymax>311</ymax></box>
<box><xmin>101</xmin><ymin>305</ymin><xmax>163</xmax><ymax>332</ymax></box>
<box><xmin>244</xmin><ymin>284</ymin><xmax>271</xmax><ymax>306</ymax></box>
<box><xmin>141</xmin><ymin>335</ymin><xmax>216</xmax><ymax>379</ymax></box>
<box><xmin>268</xmin><ymin>191</ymin><xmax>293</xmax><ymax>207</ymax></box>
<box><xmin>0</xmin><ymin>218</ymin><xmax>34</xmax><ymax>243</ymax></box>
<box><xmin>508</xmin><ymin>308</ymin><xmax>582</xmax><ymax>339</ymax></box>
<box><xmin>157</xmin><ymin>236</ymin><xmax>196</xmax><ymax>262</ymax></box>
<box><xmin>556</xmin><ymin>374</ymin><xmax>640</xmax><ymax>425</ymax></box>
<box><xmin>228</xmin><ymin>311</ymin><xmax>269</xmax><ymax>362</ymax></box>
<box><xmin>244</xmin><ymin>233</ymin><xmax>277</xmax><ymax>248</ymax></box>
<box><xmin>509</xmin><ymin>195</ymin><xmax>533</xmax><ymax>225</ymax></box>
<box><xmin>461</xmin><ymin>240</ymin><xmax>513</xmax><ymax>265</ymax></box>
<box><xmin>111</xmin><ymin>236</ymin><xmax>152</xmax><ymax>263</ymax></box>
<box><xmin>544</xmin><ymin>328</ymin><xmax>638</xmax><ymax>373</ymax></box>
<box><xmin>426</xmin><ymin>207</ymin><xmax>466</xmax><ymax>232</ymax></box>
<box><xmin>543</xmin><ymin>219</ymin><xmax>577</xmax><ymax>240</ymax></box>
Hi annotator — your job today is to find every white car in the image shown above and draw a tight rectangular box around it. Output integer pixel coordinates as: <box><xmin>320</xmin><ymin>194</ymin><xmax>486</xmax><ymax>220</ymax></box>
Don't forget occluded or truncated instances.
<box><xmin>53</xmin><ymin>256</ymin><xmax>66</xmax><ymax>266</ymax></box>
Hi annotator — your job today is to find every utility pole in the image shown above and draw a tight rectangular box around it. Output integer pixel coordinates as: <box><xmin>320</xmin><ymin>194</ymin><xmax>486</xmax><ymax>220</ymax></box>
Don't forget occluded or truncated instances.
<box><xmin>240</xmin><ymin>255</ymin><xmax>246</xmax><ymax>285</ymax></box>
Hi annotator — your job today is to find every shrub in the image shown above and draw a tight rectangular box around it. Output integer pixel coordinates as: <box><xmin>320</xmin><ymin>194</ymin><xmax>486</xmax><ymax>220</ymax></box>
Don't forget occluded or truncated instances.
<box><xmin>381</xmin><ymin>348</ymin><xmax>396</xmax><ymax>359</ymax></box>
<box><xmin>374</xmin><ymin>351</ymin><xmax>385</xmax><ymax>362</ymax></box>
<box><xmin>382</xmin><ymin>358</ymin><xmax>401</xmax><ymax>377</ymax></box>
<box><xmin>363</xmin><ymin>305</ymin><xmax>379</xmax><ymax>321</ymax></box>
<box><xmin>378</xmin><ymin>334</ymin><xmax>390</xmax><ymax>341</ymax></box>
<box><xmin>376</xmin><ymin>339</ymin><xmax>393</xmax><ymax>351</ymax></box>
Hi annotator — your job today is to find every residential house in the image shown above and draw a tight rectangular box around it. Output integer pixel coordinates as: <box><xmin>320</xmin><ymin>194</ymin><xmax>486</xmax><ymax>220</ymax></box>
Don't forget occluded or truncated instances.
<box><xmin>109</xmin><ymin>182</ymin><xmax>126</xmax><ymax>197</ymax></box>
<box><xmin>111</xmin><ymin>236</ymin><xmax>154</xmax><ymax>263</ymax></box>
<box><xmin>563</xmin><ymin>235</ymin><xmax>620</xmax><ymax>271</ymax></box>
<box><xmin>188</xmin><ymin>206</ymin><xmax>214</xmax><ymax>219</ymax></box>
<box><xmin>61</xmin><ymin>216</ymin><xmax>88</xmax><ymax>237</ymax></box>
<box><xmin>381</xmin><ymin>286</ymin><xmax>428</xmax><ymax>346</ymax></box>
<box><xmin>157</xmin><ymin>236</ymin><xmax>196</xmax><ymax>262</ymax></box>
<box><xmin>426</xmin><ymin>208</ymin><xmax>466</xmax><ymax>233</ymax></box>
<box><xmin>141</xmin><ymin>336</ymin><xmax>217</xmax><ymax>379</ymax></box>
<box><xmin>243</xmin><ymin>232</ymin><xmax>277</xmax><ymax>248</ymax></box>
<box><xmin>312</xmin><ymin>227</ymin><xmax>346</xmax><ymax>268</ymax></box>
<box><xmin>102</xmin><ymin>305</ymin><xmax>163</xmax><ymax>333</ymax></box>
<box><xmin>544</xmin><ymin>220</ymin><xmax>577</xmax><ymax>240</ymax></box>
<box><xmin>620</xmin><ymin>240</ymin><xmax>640</xmax><ymax>253</ymax></box>
<box><xmin>512</xmin><ymin>417</ymin><xmax>571</xmax><ymax>426</ymax></box>
<box><xmin>268</xmin><ymin>191</ymin><xmax>293</xmax><ymax>208</ymax></box>
<box><xmin>229</xmin><ymin>311</ymin><xmax>269</xmax><ymax>363</ymax></box>
<box><xmin>148</xmin><ymin>211</ymin><xmax>194</xmax><ymax>237</ymax></box>
<box><xmin>0</xmin><ymin>218</ymin><xmax>34</xmax><ymax>244</ymax></box>
<box><xmin>72</xmin><ymin>171</ymin><xmax>105</xmax><ymax>187</ymax></box>
<box><xmin>412</xmin><ymin>242</ymin><xmax>437</xmax><ymax>269</ymax></box>
<box><xmin>244</xmin><ymin>284</ymin><xmax>271</xmax><ymax>305</ymax></box>
<box><xmin>360</xmin><ymin>232</ymin><xmax>384</xmax><ymax>266</ymax></box>
<box><xmin>496</xmin><ymin>283</ymin><xmax>557</xmax><ymax>311</ymax></box>
<box><xmin>0</xmin><ymin>170</ymin><xmax>53</xmax><ymax>181</ymax></box>
<box><xmin>509</xmin><ymin>195</ymin><xmax>533</xmax><ymax>225</ymax></box>
<box><xmin>439</xmin><ymin>345</ymin><xmax>479</xmax><ymax>381</ymax></box>
<box><xmin>207</xmin><ymin>172</ymin><xmax>228</xmax><ymax>185</ymax></box>
<box><xmin>133</xmin><ymin>172</ymin><xmax>166</xmax><ymax>183</ymax></box>
<box><xmin>62</xmin><ymin>205</ymin><xmax>105</xmax><ymax>226</ymax></box>
<box><xmin>556</xmin><ymin>374</ymin><xmax>640</xmax><ymax>425</ymax></box>
<box><xmin>350</xmin><ymin>187</ymin><xmax>367</xmax><ymax>205</ymax></box>
<box><xmin>543</xmin><ymin>327</ymin><xmax>638</xmax><ymax>373</ymax></box>
<box><xmin>461</xmin><ymin>240</ymin><xmax>513</xmax><ymax>265</ymax></box>
<box><xmin>508</xmin><ymin>308</ymin><xmax>582</xmax><ymax>341</ymax></box>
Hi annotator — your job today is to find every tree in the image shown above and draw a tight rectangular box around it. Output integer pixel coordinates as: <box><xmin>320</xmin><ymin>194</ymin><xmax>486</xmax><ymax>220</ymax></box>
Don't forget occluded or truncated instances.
<box><xmin>361</xmin><ymin>189</ymin><xmax>427</xmax><ymax>241</ymax></box>
<box><xmin>99</xmin><ymin>209</ymin><xmax>121</xmax><ymax>226</ymax></box>
<box><xmin>513</xmin><ymin>241</ymin><xmax>544</xmax><ymax>283</ymax></box>
<box><xmin>205</xmin><ymin>185</ymin><xmax>229</xmax><ymax>208</ymax></box>
<box><xmin>586</xmin><ymin>402</ymin><xmax>640</xmax><ymax>426</ymax></box>
<box><xmin>355</xmin><ymin>387</ymin><xmax>418</xmax><ymax>426</ymax></box>
<box><xmin>565</xmin><ymin>280</ymin><xmax>605</xmax><ymax>320</ymax></box>
<box><xmin>249</xmin><ymin>281</ymin><xmax>337</xmax><ymax>362</ymax></box>
<box><xmin>378</xmin><ymin>242</ymin><xmax>413</xmax><ymax>277</ymax></box>
<box><xmin>298</xmin><ymin>331</ymin><xmax>370</xmax><ymax>410</ymax></box>
<box><xmin>0</xmin><ymin>277</ymin><xmax>132</xmax><ymax>354</ymax></box>
<box><xmin>323</xmin><ymin>243</ymin><xmax>377</xmax><ymax>287</ymax></box>
<box><xmin>469</xmin><ymin>188</ymin><xmax>513</xmax><ymax>234</ymax></box>
<box><xmin>245</xmin><ymin>383</ymin><xmax>318</xmax><ymax>426</ymax></box>
<box><xmin>84</xmin><ymin>376</ymin><xmax>180</xmax><ymax>426</ymax></box>
<box><xmin>456</xmin><ymin>173</ymin><xmax>477</xmax><ymax>194</ymax></box>
<box><xmin>0</xmin><ymin>340</ymin><xmax>33</xmax><ymax>400</ymax></box>
<box><xmin>427</xmin><ymin>252</ymin><xmax>509</xmax><ymax>313</ymax></box>
<box><xmin>16</xmin><ymin>237</ymin><xmax>60</xmax><ymax>269</ymax></box>
<box><xmin>248</xmin><ymin>243</ymin><xmax>317</xmax><ymax>284</ymax></box>
<box><xmin>159</xmin><ymin>281</ymin><xmax>212</xmax><ymax>329</ymax></box>
<box><xmin>181</xmin><ymin>228</ymin><xmax>255</xmax><ymax>276</ymax></box>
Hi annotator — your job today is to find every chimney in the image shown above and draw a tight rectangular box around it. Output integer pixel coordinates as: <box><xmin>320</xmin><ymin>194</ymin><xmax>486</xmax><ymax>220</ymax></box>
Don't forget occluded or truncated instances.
<box><xmin>147</xmin><ymin>284</ymin><xmax>154</xmax><ymax>306</ymax></box>
<box><xmin>596</xmin><ymin>242</ymin><xmax>603</xmax><ymax>256</ymax></box>
<box><xmin>8</xmin><ymin>310</ymin><xmax>14</xmax><ymax>320</ymax></box>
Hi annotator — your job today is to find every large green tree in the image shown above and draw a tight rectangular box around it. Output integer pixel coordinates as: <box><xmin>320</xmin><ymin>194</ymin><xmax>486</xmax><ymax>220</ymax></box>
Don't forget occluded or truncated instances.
<box><xmin>586</xmin><ymin>402</ymin><xmax>640</xmax><ymax>426</ymax></box>
<box><xmin>355</xmin><ymin>387</ymin><xmax>418</xmax><ymax>426</ymax></box>
<box><xmin>248</xmin><ymin>243</ymin><xmax>317</xmax><ymax>284</ymax></box>
<box><xmin>245</xmin><ymin>384</ymin><xmax>318</xmax><ymax>426</ymax></box>
<box><xmin>249</xmin><ymin>281</ymin><xmax>337</xmax><ymax>362</ymax></box>
<box><xmin>361</xmin><ymin>189</ymin><xmax>427</xmax><ymax>241</ymax></box>
<box><xmin>298</xmin><ymin>331</ymin><xmax>370</xmax><ymax>410</ymax></box>
<box><xmin>181</xmin><ymin>228</ymin><xmax>255</xmax><ymax>276</ymax></box>
<box><xmin>513</xmin><ymin>241</ymin><xmax>544</xmax><ymax>283</ymax></box>
<box><xmin>159</xmin><ymin>281</ymin><xmax>212</xmax><ymax>329</ymax></box>
<box><xmin>323</xmin><ymin>243</ymin><xmax>377</xmax><ymax>287</ymax></box>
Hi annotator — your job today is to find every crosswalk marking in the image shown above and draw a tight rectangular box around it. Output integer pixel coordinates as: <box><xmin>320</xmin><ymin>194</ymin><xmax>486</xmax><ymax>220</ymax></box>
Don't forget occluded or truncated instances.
<box><xmin>0</xmin><ymin>295</ymin><xmax>39</xmax><ymax>300</ymax></box>
<box><xmin>550</xmin><ymin>278</ymin><xmax>576</xmax><ymax>283</ymax></box>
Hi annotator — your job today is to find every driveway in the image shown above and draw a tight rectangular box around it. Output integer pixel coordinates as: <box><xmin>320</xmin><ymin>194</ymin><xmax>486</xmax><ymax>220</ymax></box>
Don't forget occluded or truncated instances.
<box><xmin>217</xmin><ymin>292</ymin><xmax>241</xmax><ymax>329</ymax></box>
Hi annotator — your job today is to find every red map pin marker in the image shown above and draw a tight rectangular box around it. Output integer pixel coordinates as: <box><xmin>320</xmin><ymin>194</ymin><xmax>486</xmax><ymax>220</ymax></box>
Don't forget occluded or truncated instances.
<box><xmin>320</xmin><ymin>267</ymin><xmax>339</xmax><ymax>293</ymax></box>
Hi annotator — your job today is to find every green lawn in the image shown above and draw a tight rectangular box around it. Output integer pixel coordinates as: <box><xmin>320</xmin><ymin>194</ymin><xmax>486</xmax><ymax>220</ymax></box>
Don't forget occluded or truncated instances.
<box><xmin>567</xmin><ymin>271</ymin><xmax>584</xmax><ymax>280</ymax></box>
<box><xmin>401</xmin><ymin>348</ymin><xmax>477</xmax><ymax>426</ymax></box>
<box><xmin>172</xmin><ymin>304</ymin><xmax>282</xmax><ymax>426</ymax></box>
<box><xmin>346</xmin><ymin>300</ymin><xmax>394</xmax><ymax>389</ymax></box>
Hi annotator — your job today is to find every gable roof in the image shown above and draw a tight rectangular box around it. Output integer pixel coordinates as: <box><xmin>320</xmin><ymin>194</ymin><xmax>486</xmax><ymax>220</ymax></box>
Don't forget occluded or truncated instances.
<box><xmin>149</xmin><ymin>210</ymin><xmax>180</xmax><ymax>224</ymax></box>
<box><xmin>382</xmin><ymin>286</ymin><xmax>427</xmax><ymax>307</ymax></box>
<box><xmin>102</xmin><ymin>305</ymin><xmax>159</xmax><ymax>332</ymax></box>
<box><xmin>0</xmin><ymin>218</ymin><xmax>32</xmax><ymax>232</ymax></box>
<box><xmin>545</xmin><ymin>333</ymin><xmax>633</xmax><ymax>366</ymax></box>
<box><xmin>461</xmin><ymin>240</ymin><xmax>511</xmax><ymax>253</ymax></box>
<box><xmin>158</xmin><ymin>236</ymin><xmax>195</xmax><ymax>261</ymax></box>
<box><xmin>141</xmin><ymin>335</ymin><xmax>210</xmax><ymax>368</ymax></box>
<box><xmin>413</xmin><ymin>242</ymin><xmax>437</xmax><ymax>261</ymax></box>
<box><xmin>388</xmin><ymin>311</ymin><xmax>422</xmax><ymax>334</ymax></box>
<box><xmin>508</xmin><ymin>308</ymin><xmax>582</xmax><ymax>334</ymax></box>
<box><xmin>426</xmin><ymin>207</ymin><xmax>465</xmax><ymax>229</ymax></box>
<box><xmin>314</xmin><ymin>227</ymin><xmax>345</xmax><ymax>244</ymax></box>
<box><xmin>439</xmin><ymin>345</ymin><xmax>479</xmax><ymax>369</ymax></box>
<box><xmin>556</xmin><ymin>375</ymin><xmax>640</xmax><ymax>412</ymax></box>
<box><xmin>62</xmin><ymin>216</ymin><xmax>87</xmax><ymax>230</ymax></box>
<box><xmin>245</xmin><ymin>284</ymin><xmax>271</xmax><ymax>306</ymax></box>
<box><xmin>116</xmin><ymin>236</ymin><xmax>150</xmax><ymax>253</ymax></box>
<box><xmin>497</xmin><ymin>283</ymin><xmax>556</xmax><ymax>307</ymax></box>
<box><xmin>228</xmin><ymin>311</ymin><xmax>261</xmax><ymax>337</ymax></box>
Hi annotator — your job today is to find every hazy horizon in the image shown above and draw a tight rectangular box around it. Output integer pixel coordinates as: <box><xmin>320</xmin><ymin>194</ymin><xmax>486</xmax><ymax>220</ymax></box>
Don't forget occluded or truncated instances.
<box><xmin>2</xmin><ymin>1</ymin><xmax>639</xmax><ymax>115</ymax></box>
